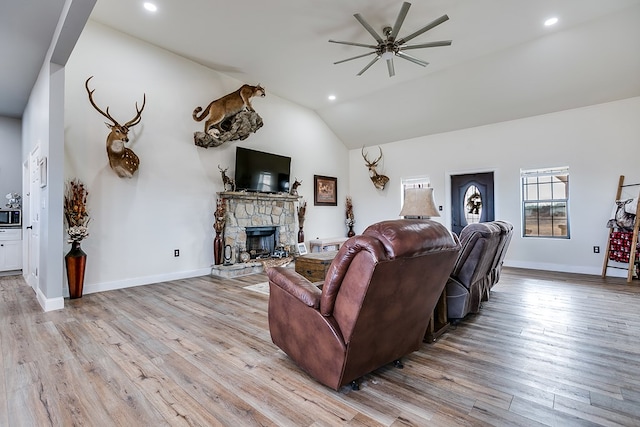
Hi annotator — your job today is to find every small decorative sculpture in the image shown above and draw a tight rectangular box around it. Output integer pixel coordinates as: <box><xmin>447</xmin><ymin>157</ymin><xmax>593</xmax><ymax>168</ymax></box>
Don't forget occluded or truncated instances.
<box><xmin>85</xmin><ymin>77</ymin><xmax>146</xmax><ymax>178</ymax></box>
<box><xmin>362</xmin><ymin>147</ymin><xmax>389</xmax><ymax>190</ymax></box>
<box><xmin>290</xmin><ymin>178</ymin><xmax>302</xmax><ymax>196</ymax></box>
<box><xmin>213</xmin><ymin>198</ymin><xmax>226</xmax><ymax>265</ymax></box>
<box><xmin>345</xmin><ymin>196</ymin><xmax>355</xmax><ymax>237</ymax></box>
<box><xmin>218</xmin><ymin>165</ymin><xmax>236</xmax><ymax>191</ymax></box>
<box><xmin>193</xmin><ymin>84</ymin><xmax>265</xmax><ymax>146</ymax></box>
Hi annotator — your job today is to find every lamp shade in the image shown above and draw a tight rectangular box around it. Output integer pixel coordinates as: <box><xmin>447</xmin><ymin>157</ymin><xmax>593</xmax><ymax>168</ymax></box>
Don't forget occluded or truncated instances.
<box><xmin>400</xmin><ymin>187</ymin><xmax>440</xmax><ymax>218</ymax></box>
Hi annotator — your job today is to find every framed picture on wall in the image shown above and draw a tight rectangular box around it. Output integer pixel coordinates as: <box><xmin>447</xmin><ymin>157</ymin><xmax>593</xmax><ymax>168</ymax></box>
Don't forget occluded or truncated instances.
<box><xmin>314</xmin><ymin>175</ymin><xmax>337</xmax><ymax>206</ymax></box>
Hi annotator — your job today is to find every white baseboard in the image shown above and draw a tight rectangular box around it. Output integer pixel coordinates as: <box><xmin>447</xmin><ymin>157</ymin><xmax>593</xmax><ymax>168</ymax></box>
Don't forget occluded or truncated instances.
<box><xmin>32</xmin><ymin>268</ymin><xmax>211</xmax><ymax>312</ymax></box>
<box><xmin>81</xmin><ymin>268</ymin><xmax>212</xmax><ymax>295</ymax></box>
<box><xmin>37</xmin><ymin>288</ymin><xmax>64</xmax><ymax>312</ymax></box>
<box><xmin>504</xmin><ymin>260</ymin><xmax>627</xmax><ymax>278</ymax></box>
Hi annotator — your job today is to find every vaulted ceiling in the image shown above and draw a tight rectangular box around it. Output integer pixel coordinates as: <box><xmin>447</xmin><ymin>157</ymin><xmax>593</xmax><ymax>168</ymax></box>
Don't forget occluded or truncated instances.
<box><xmin>2</xmin><ymin>0</ymin><xmax>640</xmax><ymax>149</ymax></box>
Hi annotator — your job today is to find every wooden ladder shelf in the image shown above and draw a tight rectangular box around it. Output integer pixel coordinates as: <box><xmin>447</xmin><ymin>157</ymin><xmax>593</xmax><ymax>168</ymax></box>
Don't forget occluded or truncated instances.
<box><xmin>601</xmin><ymin>175</ymin><xmax>640</xmax><ymax>283</ymax></box>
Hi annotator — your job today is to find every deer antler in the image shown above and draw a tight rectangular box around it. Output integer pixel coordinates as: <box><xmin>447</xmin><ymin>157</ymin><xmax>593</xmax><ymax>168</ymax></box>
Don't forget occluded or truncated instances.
<box><xmin>361</xmin><ymin>146</ymin><xmax>383</xmax><ymax>167</ymax></box>
<box><xmin>123</xmin><ymin>94</ymin><xmax>146</xmax><ymax>129</ymax></box>
<box><xmin>85</xmin><ymin>76</ymin><xmax>119</xmax><ymax>126</ymax></box>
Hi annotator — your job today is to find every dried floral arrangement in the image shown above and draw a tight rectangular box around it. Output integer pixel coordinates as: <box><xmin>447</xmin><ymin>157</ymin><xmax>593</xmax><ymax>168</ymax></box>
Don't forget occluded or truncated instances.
<box><xmin>297</xmin><ymin>200</ymin><xmax>307</xmax><ymax>226</ymax></box>
<box><xmin>213</xmin><ymin>198</ymin><xmax>226</xmax><ymax>233</ymax></box>
<box><xmin>64</xmin><ymin>179</ymin><xmax>90</xmax><ymax>243</ymax></box>
<box><xmin>345</xmin><ymin>196</ymin><xmax>355</xmax><ymax>227</ymax></box>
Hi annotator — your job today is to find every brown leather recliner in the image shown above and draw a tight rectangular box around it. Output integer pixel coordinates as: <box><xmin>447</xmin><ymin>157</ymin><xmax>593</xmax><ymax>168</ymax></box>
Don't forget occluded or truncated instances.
<box><xmin>267</xmin><ymin>219</ymin><xmax>461</xmax><ymax>390</ymax></box>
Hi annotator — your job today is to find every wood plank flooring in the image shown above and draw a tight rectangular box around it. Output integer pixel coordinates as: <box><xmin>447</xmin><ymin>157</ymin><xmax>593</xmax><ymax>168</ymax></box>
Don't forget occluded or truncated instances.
<box><xmin>1</xmin><ymin>268</ymin><xmax>639</xmax><ymax>426</ymax></box>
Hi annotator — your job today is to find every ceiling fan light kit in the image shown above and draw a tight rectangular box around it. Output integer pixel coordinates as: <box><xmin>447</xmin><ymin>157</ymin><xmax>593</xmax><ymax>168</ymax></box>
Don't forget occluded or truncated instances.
<box><xmin>329</xmin><ymin>1</ymin><xmax>452</xmax><ymax>77</ymax></box>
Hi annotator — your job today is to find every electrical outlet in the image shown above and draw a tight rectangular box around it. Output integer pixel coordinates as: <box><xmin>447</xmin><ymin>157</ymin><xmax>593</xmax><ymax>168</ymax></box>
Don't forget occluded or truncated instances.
<box><xmin>593</xmin><ymin>246</ymin><xmax>600</xmax><ymax>254</ymax></box>
<box><xmin>174</xmin><ymin>249</ymin><xmax>180</xmax><ymax>257</ymax></box>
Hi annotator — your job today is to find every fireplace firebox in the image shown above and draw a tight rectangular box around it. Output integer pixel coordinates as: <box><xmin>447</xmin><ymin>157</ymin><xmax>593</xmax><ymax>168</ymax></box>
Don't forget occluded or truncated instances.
<box><xmin>245</xmin><ymin>226</ymin><xmax>278</xmax><ymax>259</ymax></box>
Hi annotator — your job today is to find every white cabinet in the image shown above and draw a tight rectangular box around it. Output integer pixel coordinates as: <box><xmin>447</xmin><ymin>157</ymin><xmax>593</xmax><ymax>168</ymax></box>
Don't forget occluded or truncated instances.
<box><xmin>0</xmin><ymin>228</ymin><xmax>22</xmax><ymax>271</ymax></box>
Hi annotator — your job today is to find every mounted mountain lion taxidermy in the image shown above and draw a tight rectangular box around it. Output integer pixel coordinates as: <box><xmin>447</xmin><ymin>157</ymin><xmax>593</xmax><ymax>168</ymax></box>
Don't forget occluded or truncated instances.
<box><xmin>193</xmin><ymin>84</ymin><xmax>265</xmax><ymax>138</ymax></box>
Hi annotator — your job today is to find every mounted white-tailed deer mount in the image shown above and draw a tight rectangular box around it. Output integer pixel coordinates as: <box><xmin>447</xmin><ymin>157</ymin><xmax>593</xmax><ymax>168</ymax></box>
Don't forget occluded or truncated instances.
<box><xmin>85</xmin><ymin>76</ymin><xmax>146</xmax><ymax>178</ymax></box>
<box><xmin>362</xmin><ymin>147</ymin><xmax>389</xmax><ymax>190</ymax></box>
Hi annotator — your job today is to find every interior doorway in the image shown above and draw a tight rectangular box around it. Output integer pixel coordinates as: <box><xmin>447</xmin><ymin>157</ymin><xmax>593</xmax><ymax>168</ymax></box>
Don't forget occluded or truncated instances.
<box><xmin>26</xmin><ymin>145</ymin><xmax>41</xmax><ymax>293</ymax></box>
<box><xmin>450</xmin><ymin>172</ymin><xmax>494</xmax><ymax>235</ymax></box>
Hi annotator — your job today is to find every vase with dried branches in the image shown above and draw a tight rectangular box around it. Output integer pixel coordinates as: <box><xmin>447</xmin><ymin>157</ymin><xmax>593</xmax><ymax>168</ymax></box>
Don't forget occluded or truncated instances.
<box><xmin>63</xmin><ymin>179</ymin><xmax>90</xmax><ymax>299</ymax></box>
<box><xmin>297</xmin><ymin>200</ymin><xmax>307</xmax><ymax>243</ymax></box>
<box><xmin>345</xmin><ymin>196</ymin><xmax>355</xmax><ymax>237</ymax></box>
<box><xmin>213</xmin><ymin>198</ymin><xmax>226</xmax><ymax>265</ymax></box>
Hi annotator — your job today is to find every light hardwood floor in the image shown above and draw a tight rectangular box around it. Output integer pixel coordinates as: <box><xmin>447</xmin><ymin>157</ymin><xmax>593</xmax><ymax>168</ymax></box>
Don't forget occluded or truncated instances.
<box><xmin>1</xmin><ymin>268</ymin><xmax>639</xmax><ymax>426</ymax></box>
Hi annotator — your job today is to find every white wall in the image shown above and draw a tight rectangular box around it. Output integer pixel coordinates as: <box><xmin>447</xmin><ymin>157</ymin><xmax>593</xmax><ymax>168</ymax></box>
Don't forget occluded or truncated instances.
<box><xmin>349</xmin><ymin>96</ymin><xmax>640</xmax><ymax>276</ymax></box>
<box><xmin>0</xmin><ymin>117</ymin><xmax>22</xmax><ymax>198</ymax></box>
<box><xmin>64</xmin><ymin>21</ymin><xmax>348</xmax><ymax>294</ymax></box>
<box><xmin>22</xmin><ymin>60</ymin><xmax>67</xmax><ymax>309</ymax></box>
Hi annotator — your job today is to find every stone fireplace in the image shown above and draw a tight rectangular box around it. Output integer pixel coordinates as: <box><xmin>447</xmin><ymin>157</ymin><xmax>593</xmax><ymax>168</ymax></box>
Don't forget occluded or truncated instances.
<box><xmin>218</xmin><ymin>191</ymin><xmax>299</xmax><ymax>263</ymax></box>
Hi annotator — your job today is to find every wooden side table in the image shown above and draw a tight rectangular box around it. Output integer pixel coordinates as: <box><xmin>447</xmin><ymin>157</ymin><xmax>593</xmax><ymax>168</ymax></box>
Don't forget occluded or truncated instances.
<box><xmin>295</xmin><ymin>251</ymin><xmax>338</xmax><ymax>282</ymax></box>
<box><xmin>425</xmin><ymin>287</ymin><xmax>449</xmax><ymax>342</ymax></box>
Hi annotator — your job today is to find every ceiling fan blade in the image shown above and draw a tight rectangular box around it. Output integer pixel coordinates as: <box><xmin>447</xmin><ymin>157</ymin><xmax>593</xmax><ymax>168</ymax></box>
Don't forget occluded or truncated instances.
<box><xmin>389</xmin><ymin>2</ymin><xmax>411</xmax><ymax>41</ymax></box>
<box><xmin>357</xmin><ymin>56</ymin><xmax>380</xmax><ymax>76</ymax></box>
<box><xmin>397</xmin><ymin>52</ymin><xmax>429</xmax><ymax>67</ymax></box>
<box><xmin>354</xmin><ymin>13</ymin><xmax>383</xmax><ymax>43</ymax></box>
<box><xmin>400</xmin><ymin>40</ymin><xmax>452</xmax><ymax>50</ymax></box>
<box><xmin>386</xmin><ymin>57</ymin><xmax>395</xmax><ymax>77</ymax></box>
<box><xmin>397</xmin><ymin>14</ymin><xmax>449</xmax><ymax>45</ymax></box>
<box><xmin>334</xmin><ymin>51</ymin><xmax>376</xmax><ymax>65</ymax></box>
<box><xmin>328</xmin><ymin>39</ymin><xmax>378</xmax><ymax>49</ymax></box>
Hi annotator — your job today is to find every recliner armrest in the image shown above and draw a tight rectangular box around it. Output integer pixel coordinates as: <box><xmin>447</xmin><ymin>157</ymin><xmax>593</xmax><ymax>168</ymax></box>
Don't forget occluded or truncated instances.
<box><xmin>268</xmin><ymin>267</ymin><xmax>322</xmax><ymax>309</ymax></box>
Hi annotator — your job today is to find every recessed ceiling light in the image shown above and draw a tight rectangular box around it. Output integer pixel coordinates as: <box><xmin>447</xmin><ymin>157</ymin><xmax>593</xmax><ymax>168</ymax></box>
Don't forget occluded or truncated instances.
<box><xmin>144</xmin><ymin>2</ymin><xmax>158</xmax><ymax>12</ymax></box>
<box><xmin>544</xmin><ymin>17</ymin><xmax>558</xmax><ymax>26</ymax></box>
<box><xmin>328</xmin><ymin>95</ymin><xmax>336</xmax><ymax>101</ymax></box>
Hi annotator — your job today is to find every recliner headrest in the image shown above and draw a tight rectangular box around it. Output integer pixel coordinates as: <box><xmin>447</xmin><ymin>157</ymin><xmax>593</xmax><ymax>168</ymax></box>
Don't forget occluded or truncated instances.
<box><xmin>363</xmin><ymin>219</ymin><xmax>459</xmax><ymax>259</ymax></box>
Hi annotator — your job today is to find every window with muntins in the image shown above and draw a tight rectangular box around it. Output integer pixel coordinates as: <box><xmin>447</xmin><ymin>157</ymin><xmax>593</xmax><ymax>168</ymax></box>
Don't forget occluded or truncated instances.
<box><xmin>521</xmin><ymin>167</ymin><xmax>569</xmax><ymax>238</ymax></box>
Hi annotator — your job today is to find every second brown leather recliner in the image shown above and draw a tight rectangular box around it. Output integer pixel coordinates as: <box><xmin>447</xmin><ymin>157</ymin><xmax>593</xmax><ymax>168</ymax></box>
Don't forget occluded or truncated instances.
<box><xmin>446</xmin><ymin>222</ymin><xmax>502</xmax><ymax>320</ymax></box>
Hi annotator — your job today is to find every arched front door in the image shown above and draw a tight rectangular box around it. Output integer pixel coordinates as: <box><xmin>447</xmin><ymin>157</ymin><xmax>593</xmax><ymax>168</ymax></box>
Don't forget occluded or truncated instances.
<box><xmin>451</xmin><ymin>172</ymin><xmax>494</xmax><ymax>235</ymax></box>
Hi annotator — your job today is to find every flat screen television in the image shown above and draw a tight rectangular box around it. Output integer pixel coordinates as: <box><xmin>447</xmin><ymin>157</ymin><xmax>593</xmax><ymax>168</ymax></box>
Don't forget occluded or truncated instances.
<box><xmin>234</xmin><ymin>147</ymin><xmax>291</xmax><ymax>193</ymax></box>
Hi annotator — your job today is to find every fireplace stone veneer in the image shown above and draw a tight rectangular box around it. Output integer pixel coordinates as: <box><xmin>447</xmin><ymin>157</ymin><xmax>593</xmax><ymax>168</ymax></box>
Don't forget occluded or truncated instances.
<box><xmin>218</xmin><ymin>191</ymin><xmax>300</xmax><ymax>261</ymax></box>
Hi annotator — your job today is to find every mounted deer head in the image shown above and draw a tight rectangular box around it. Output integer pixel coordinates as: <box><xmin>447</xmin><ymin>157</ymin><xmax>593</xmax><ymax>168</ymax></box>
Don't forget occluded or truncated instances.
<box><xmin>290</xmin><ymin>177</ymin><xmax>302</xmax><ymax>196</ymax></box>
<box><xmin>362</xmin><ymin>147</ymin><xmax>389</xmax><ymax>190</ymax></box>
<box><xmin>85</xmin><ymin>76</ymin><xmax>146</xmax><ymax>178</ymax></box>
<box><xmin>218</xmin><ymin>165</ymin><xmax>236</xmax><ymax>191</ymax></box>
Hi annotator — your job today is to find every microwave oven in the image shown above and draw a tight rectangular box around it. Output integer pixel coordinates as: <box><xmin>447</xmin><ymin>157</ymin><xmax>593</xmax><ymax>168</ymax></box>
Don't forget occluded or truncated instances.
<box><xmin>0</xmin><ymin>209</ymin><xmax>21</xmax><ymax>226</ymax></box>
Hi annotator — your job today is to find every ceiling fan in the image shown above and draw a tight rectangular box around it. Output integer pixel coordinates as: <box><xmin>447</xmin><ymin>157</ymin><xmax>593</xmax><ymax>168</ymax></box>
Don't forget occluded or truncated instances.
<box><xmin>329</xmin><ymin>2</ymin><xmax>452</xmax><ymax>77</ymax></box>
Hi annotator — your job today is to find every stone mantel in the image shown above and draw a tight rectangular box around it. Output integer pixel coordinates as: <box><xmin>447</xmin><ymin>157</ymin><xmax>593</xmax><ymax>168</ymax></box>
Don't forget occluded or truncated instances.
<box><xmin>217</xmin><ymin>191</ymin><xmax>300</xmax><ymax>202</ymax></box>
